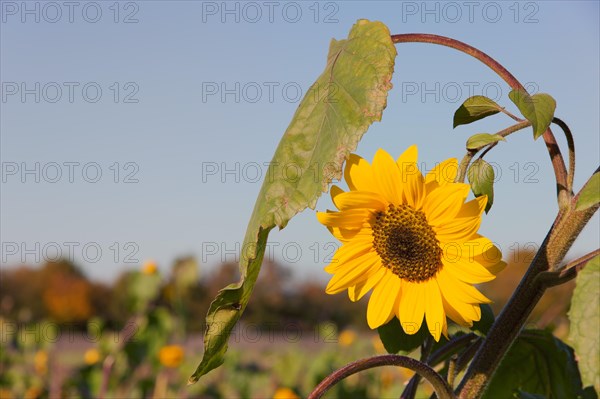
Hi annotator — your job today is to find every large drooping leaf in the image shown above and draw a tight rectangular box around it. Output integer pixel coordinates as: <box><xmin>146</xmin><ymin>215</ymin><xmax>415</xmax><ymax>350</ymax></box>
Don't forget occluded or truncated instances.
<box><xmin>189</xmin><ymin>20</ymin><xmax>396</xmax><ymax>383</ymax></box>
<box><xmin>568</xmin><ymin>255</ymin><xmax>600</xmax><ymax>392</ymax></box>
<box><xmin>508</xmin><ymin>89</ymin><xmax>556</xmax><ymax>140</ymax></box>
<box><xmin>484</xmin><ymin>330</ymin><xmax>586</xmax><ymax>399</ymax></box>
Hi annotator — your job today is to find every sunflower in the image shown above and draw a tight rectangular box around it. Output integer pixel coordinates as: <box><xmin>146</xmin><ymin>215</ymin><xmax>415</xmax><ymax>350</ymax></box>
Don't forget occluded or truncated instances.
<box><xmin>316</xmin><ymin>146</ymin><xmax>505</xmax><ymax>341</ymax></box>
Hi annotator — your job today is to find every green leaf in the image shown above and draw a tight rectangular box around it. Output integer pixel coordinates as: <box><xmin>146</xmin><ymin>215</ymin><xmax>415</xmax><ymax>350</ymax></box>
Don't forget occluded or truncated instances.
<box><xmin>568</xmin><ymin>254</ymin><xmax>600</xmax><ymax>392</ymax></box>
<box><xmin>466</xmin><ymin>133</ymin><xmax>506</xmax><ymax>150</ymax></box>
<box><xmin>508</xmin><ymin>89</ymin><xmax>556</xmax><ymax>140</ymax></box>
<box><xmin>189</xmin><ymin>20</ymin><xmax>396</xmax><ymax>384</ymax></box>
<box><xmin>471</xmin><ymin>304</ymin><xmax>495</xmax><ymax>335</ymax></box>
<box><xmin>453</xmin><ymin>96</ymin><xmax>503</xmax><ymax>128</ymax></box>
<box><xmin>484</xmin><ymin>330</ymin><xmax>586</xmax><ymax>399</ymax></box>
<box><xmin>377</xmin><ymin>318</ymin><xmax>430</xmax><ymax>354</ymax></box>
<box><xmin>467</xmin><ymin>159</ymin><xmax>495</xmax><ymax>213</ymax></box>
<box><xmin>575</xmin><ymin>172</ymin><xmax>600</xmax><ymax>211</ymax></box>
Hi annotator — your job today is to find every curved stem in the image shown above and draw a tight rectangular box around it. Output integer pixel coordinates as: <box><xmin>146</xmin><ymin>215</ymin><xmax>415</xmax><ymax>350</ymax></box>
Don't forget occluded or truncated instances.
<box><xmin>391</xmin><ymin>34</ymin><xmax>523</xmax><ymax>90</ymax></box>
<box><xmin>391</xmin><ymin>33</ymin><xmax>568</xmax><ymax>200</ymax></box>
<box><xmin>552</xmin><ymin>117</ymin><xmax>576</xmax><ymax>195</ymax></box>
<box><xmin>308</xmin><ymin>355</ymin><xmax>455</xmax><ymax>399</ymax></box>
<box><xmin>499</xmin><ymin>107</ymin><xmax>523</xmax><ymax>122</ymax></box>
<box><xmin>478</xmin><ymin>120</ymin><xmax>531</xmax><ymax>159</ymax></box>
<box><xmin>456</xmin><ymin>151</ymin><xmax>476</xmax><ymax>183</ymax></box>
<box><xmin>401</xmin><ymin>337</ymin><xmax>435</xmax><ymax>399</ymax></box>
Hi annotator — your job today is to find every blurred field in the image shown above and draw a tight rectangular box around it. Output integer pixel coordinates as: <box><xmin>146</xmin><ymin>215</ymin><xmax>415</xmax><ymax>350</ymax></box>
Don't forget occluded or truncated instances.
<box><xmin>0</xmin><ymin>249</ymin><xmax>574</xmax><ymax>398</ymax></box>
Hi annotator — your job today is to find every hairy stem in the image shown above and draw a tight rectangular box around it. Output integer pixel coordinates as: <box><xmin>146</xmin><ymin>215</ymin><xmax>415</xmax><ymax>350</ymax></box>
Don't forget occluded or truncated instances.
<box><xmin>458</xmin><ymin>190</ymin><xmax>599</xmax><ymax>398</ymax></box>
<box><xmin>536</xmin><ymin>248</ymin><xmax>600</xmax><ymax>287</ymax></box>
<box><xmin>308</xmin><ymin>355</ymin><xmax>455</xmax><ymax>399</ymax></box>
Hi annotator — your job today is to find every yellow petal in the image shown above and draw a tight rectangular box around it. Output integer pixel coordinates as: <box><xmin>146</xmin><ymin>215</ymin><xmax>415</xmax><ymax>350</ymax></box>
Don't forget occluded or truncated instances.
<box><xmin>317</xmin><ymin>209</ymin><xmax>372</xmax><ymax>229</ymax></box>
<box><xmin>403</xmin><ymin>168</ymin><xmax>425</xmax><ymax>210</ymax></box>
<box><xmin>398</xmin><ymin>281</ymin><xmax>425</xmax><ymax>334</ymax></box>
<box><xmin>435</xmin><ymin>215</ymin><xmax>481</xmax><ymax>243</ymax></box>
<box><xmin>440</xmin><ymin>294</ymin><xmax>474</xmax><ymax>326</ymax></box>
<box><xmin>423</xmin><ymin>184</ymin><xmax>470</xmax><ymax>226</ymax></box>
<box><xmin>367</xmin><ymin>271</ymin><xmax>401</xmax><ymax>329</ymax></box>
<box><xmin>455</xmin><ymin>196</ymin><xmax>487</xmax><ymax>218</ymax></box>
<box><xmin>424</xmin><ymin>279</ymin><xmax>445</xmax><ymax>342</ymax></box>
<box><xmin>326</xmin><ymin>252</ymin><xmax>379</xmax><ymax>294</ymax></box>
<box><xmin>486</xmin><ymin>260</ymin><xmax>507</xmax><ymax>275</ymax></box>
<box><xmin>328</xmin><ymin>226</ymin><xmax>370</xmax><ymax>242</ymax></box>
<box><xmin>442</xmin><ymin>258</ymin><xmax>496</xmax><ymax>284</ymax></box>
<box><xmin>425</xmin><ymin>158</ymin><xmax>458</xmax><ymax>188</ymax></box>
<box><xmin>437</xmin><ymin>269</ymin><xmax>491</xmax><ymax>304</ymax></box>
<box><xmin>325</xmin><ymin>239</ymin><xmax>373</xmax><ymax>273</ymax></box>
<box><xmin>344</xmin><ymin>154</ymin><xmax>378</xmax><ymax>192</ymax></box>
<box><xmin>396</xmin><ymin>145</ymin><xmax>418</xmax><ymax>169</ymax></box>
<box><xmin>373</xmin><ymin>149</ymin><xmax>402</xmax><ymax>204</ymax></box>
<box><xmin>348</xmin><ymin>266</ymin><xmax>386</xmax><ymax>302</ymax></box>
<box><xmin>333</xmin><ymin>191</ymin><xmax>387</xmax><ymax>211</ymax></box>
<box><xmin>330</xmin><ymin>185</ymin><xmax>345</xmax><ymax>206</ymax></box>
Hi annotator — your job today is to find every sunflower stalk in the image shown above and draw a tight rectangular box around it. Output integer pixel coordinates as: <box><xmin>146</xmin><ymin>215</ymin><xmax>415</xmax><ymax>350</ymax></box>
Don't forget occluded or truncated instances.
<box><xmin>389</xmin><ymin>33</ymin><xmax>597</xmax><ymax>399</ymax></box>
<box><xmin>457</xmin><ymin>171</ymin><xmax>600</xmax><ymax>398</ymax></box>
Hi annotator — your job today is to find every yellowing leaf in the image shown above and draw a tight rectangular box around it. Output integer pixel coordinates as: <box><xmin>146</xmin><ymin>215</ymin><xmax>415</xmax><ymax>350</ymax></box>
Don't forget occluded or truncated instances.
<box><xmin>189</xmin><ymin>20</ymin><xmax>396</xmax><ymax>383</ymax></box>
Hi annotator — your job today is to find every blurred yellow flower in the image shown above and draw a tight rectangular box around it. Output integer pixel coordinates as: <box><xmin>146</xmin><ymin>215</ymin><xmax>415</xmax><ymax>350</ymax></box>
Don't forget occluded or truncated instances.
<box><xmin>372</xmin><ymin>335</ymin><xmax>386</xmax><ymax>354</ymax></box>
<box><xmin>142</xmin><ymin>260</ymin><xmax>158</xmax><ymax>275</ymax></box>
<box><xmin>84</xmin><ymin>348</ymin><xmax>101</xmax><ymax>365</ymax></box>
<box><xmin>0</xmin><ymin>389</ymin><xmax>13</xmax><ymax>399</ymax></box>
<box><xmin>159</xmin><ymin>345</ymin><xmax>184</xmax><ymax>368</ymax></box>
<box><xmin>272</xmin><ymin>387</ymin><xmax>300</xmax><ymax>399</ymax></box>
<box><xmin>33</xmin><ymin>350</ymin><xmax>47</xmax><ymax>375</ymax></box>
<box><xmin>338</xmin><ymin>329</ymin><xmax>357</xmax><ymax>347</ymax></box>
<box><xmin>380</xmin><ymin>368</ymin><xmax>396</xmax><ymax>389</ymax></box>
<box><xmin>399</xmin><ymin>367</ymin><xmax>415</xmax><ymax>382</ymax></box>
<box><xmin>24</xmin><ymin>387</ymin><xmax>42</xmax><ymax>399</ymax></box>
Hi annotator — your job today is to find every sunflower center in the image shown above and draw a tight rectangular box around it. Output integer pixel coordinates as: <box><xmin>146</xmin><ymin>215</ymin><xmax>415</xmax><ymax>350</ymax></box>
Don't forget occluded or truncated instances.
<box><xmin>372</xmin><ymin>204</ymin><xmax>442</xmax><ymax>282</ymax></box>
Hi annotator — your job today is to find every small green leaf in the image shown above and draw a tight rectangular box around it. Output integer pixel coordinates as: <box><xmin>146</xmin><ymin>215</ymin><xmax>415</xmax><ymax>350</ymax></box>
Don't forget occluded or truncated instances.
<box><xmin>575</xmin><ymin>172</ymin><xmax>600</xmax><ymax>211</ymax></box>
<box><xmin>568</xmin><ymin>254</ymin><xmax>600</xmax><ymax>392</ymax></box>
<box><xmin>377</xmin><ymin>318</ymin><xmax>430</xmax><ymax>354</ymax></box>
<box><xmin>466</xmin><ymin>133</ymin><xmax>506</xmax><ymax>150</ymax></box>
<box><xmin>484</xmin><ymin>330</ymin><xmax>585</xmax><ymax>399</ymax></box>
<box><xmin>508</xmin><ymin>89</ymin><xmax>556</xmax><ymax>140</ymax></box>
<box><xmin>453</xmin><ymin>96</ymin><xmax>503</xmax><ymax>128</ymax></box>
<box><xmin>189</xmin><ymin>20</ymin><xmax>396</xmax><ymax>384</ymax></box>
<box><xmin>468</xmin><ymin>159</ymin><xmax>495</xmax><ymax>213</ymax></box>
<box><xmin>471</xmin><ymin>304</ymin><xmax>495</xmax><ymax>335</ymax></box>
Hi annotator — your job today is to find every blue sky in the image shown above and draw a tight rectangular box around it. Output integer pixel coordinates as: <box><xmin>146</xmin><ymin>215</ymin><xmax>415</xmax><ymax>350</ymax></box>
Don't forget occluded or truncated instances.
<box><xmin>1</xmin><ymin>1</ymin><xmax>598</xmax><ymax>282</ymax></box>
